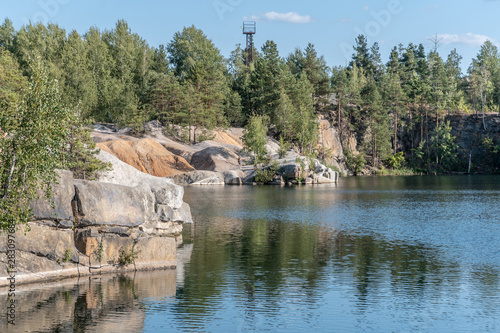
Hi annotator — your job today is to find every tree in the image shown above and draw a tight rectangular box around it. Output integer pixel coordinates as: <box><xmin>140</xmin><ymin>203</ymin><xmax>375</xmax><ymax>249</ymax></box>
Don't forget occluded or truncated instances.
<box><xmin>0</xmin><ymin>48</ymin><xmax>27</xmax><ymax>131</ymax></box>
<box><xmin>287</xmin><ymin>43</ymin><xmax>330</xmax><ymax>110</ymax></box>
<box><xmin>167</xmin><ymin>25</ymin><xmax>229</xmax><ymax>141</ymax></box>
<box><xmin>350</xmin><ymin>35</ymin><xmax>373</xmax><ymax>76</ymax></box>
<box><xmin>476</xmin><ymin>40</ymin><xmax>500</xmax><ymax>112</ymax></box>
<box><xmin>0</xmin><ymin>57</ymin><xmax>72</xmax><ymax>230</ymax></box>
<box><xmin>84</xmin><ymin>26</ymin><xmax>115</xmax><ymax>122</ymax></box>
<box><xmin>0</xmin><ymin>19</ymin><xmax>15</xmax><ymax>50</ymax></box>
<box><xmin>242</xmin><ymin>115</ymin><xmax>269</xmax><ymax>166</ymax></box>
<box><xmin>430</xmin><ymin>120</ymin><xmax>458</xmax><ymax>172</ymax></box>
<box><xmin>61</xmin><ymin>30</ymin><xmax>98</xmax><ymax>119</ymax></box>
<box><xmin>249</xmin><ymin>40</ymin><xmax>283</xmax><ymax>118</ymax></box>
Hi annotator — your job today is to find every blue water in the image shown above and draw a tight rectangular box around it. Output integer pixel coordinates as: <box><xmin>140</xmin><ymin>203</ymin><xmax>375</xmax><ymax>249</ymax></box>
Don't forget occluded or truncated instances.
<box><xmin>4</xmin><ymin>176</ymin><xmax>500</xmax><ymax>332</ymax></box>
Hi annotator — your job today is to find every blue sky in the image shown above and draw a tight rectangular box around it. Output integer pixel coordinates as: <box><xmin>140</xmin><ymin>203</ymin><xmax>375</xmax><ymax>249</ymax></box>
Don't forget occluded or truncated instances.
<box><xmin>1</xmin><ymin>0</ymin><xmax>500</xmax><ymax>73</ymax></box>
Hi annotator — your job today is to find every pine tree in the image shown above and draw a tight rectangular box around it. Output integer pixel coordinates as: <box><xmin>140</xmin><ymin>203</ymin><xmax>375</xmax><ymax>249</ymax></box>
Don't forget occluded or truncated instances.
<box><xmin>167</xmin><ymin>25</ymin><xmax>229</xmax><ymax>141</ymax></box>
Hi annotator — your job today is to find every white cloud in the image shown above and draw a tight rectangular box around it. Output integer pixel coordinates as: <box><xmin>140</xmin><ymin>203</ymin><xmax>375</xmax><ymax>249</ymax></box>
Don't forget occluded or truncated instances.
<box><xmin>243</xmin><ymin>11</ymin><xmax>313</xmax><ymax>24</ymax></box>
<box><xmin>436</xmin><ymin>33</ymin><xmax>499</xmax><ymax>47</ymax></box>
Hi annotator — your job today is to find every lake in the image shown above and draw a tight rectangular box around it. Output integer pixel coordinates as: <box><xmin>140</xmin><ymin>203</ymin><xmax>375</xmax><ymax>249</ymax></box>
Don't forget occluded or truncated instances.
<box><xmin>2</xmin><ymin>176</ymin><xmax>500</xmax><ymax>332</ymax></box>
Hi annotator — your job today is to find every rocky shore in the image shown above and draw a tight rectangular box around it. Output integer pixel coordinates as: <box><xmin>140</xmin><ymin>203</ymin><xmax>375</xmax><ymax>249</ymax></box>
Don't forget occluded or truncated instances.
<box><xmin>0</xmin><ymin>153</ymin><xmax>193</xmax><ymax>286</ymax></box>
<box><xmin>0</xmin><ymin>118</ymin><xmax>344</xmax><ymax>286</ymax></box>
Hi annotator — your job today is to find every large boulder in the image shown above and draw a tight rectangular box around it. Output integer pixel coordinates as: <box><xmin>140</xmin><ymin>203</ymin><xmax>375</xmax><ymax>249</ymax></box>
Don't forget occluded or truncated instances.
<box><xmin>152</xmin><ymin>183</ymin><xmax>184</xmax><ymax>209</ymax></box>
<box><xmin>96</xmin><ymin>150</ymin><xmax>176</xmax><ymax>189</ymax></box>
<box><xmin>278</xmin><ymin>163</ymin><xmax>303</xmax><ymax>180</ymax></box>
<box><xmin>74</xmin><ymin>180</ymin><xmax>155</xmax><ymax>227</ymax></box>
<box><xmin>95</xmin><ymin>150</ymin><xmax>192</xmax><ymax>225</ymax></box>
<box><xmin>171</xmin><ymin>170</ymin><xmax>224</xmax><ymax>186</ymax></box>
<box><xmin>223</xmin><ymin>170</ymin><xmax>245</xmax><ymax>185</ymax></box>
<box><xmin>190</xmin><ymin>146</ymin><xmax>240</xmax><ymax>172</ymax></box>
<box><xmin>30</xmin><ymin>169</ymin><xmax>75</xmax><ymax>222</ymax></box>
<box><xmin>97</xmin><ymin>138</ymin><xmax>195</xmax><ymax>177</ymax></box>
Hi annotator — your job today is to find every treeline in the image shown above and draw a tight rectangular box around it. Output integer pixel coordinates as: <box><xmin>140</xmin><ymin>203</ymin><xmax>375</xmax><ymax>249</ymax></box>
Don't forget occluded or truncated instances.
<box><xmin>1</xmin><ymin>19</ymin><xmax>500</xmax><ymax>173</ymax></box>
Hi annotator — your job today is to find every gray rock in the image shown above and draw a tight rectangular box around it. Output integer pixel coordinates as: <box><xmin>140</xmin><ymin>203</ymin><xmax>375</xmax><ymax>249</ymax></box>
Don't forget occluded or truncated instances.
<box><xmin>152</xmin><ymin>184</ymin><xmax>184</xmax><ymax>209</ymax></box>
<box><xmin>156</xmin><ymin>202</ymin><xmax>193</xmax><ymax>223</ymax></box>
<box><xmin>171</xmin><ymin>170</ymin><xmax>224</xmax><ymax>186</ymax></box>
<box><xmin>96</xmin><ymin>150</ymin><xmax>175</xmax><ymax>190</ymax></box>
<box><xmin>30</xmin><ymin>169</ymin><xmax>75</xmax><ymax>222</ymax></box>
<box><xmin>190</xmin><ymin>146</ymin><xmax>239</xmax><ymax>172</ymax></box>
<box><xmin>268</xmin><ymin>175</ymin><xmax>285</xmax><ymax>185</ymax></box>
<box><xmin>191</xmin><ymin>177</ymin><xmax>225</xmax><ymax>185</ymax></box>
<box><xmin>74</xmin><ymin>180</ymin><xmax>154</xmax><ymax>227</ymax></box>
<box><xmin>278</xmin><ymin>163</ymin><xmax>302</xmax><ymax>180</ymax></box>
<box><xmin>57</xmin><ymin>220</ymin><xmax>74</xmax><ymax>229</ymax></box>
<box><xmin>315</xmin><ymin>171</ymin><xmax>338</xmax><ymax>184</ymax></box>
<box><xmin>223</xmin><ymin>170</ymin><xmax>245</xmax><ymax>185</ymax></box>
<box><xmin>0</xmin><ymin>223</ymin><xmax>78</xmax><ymax>262</ymax></box>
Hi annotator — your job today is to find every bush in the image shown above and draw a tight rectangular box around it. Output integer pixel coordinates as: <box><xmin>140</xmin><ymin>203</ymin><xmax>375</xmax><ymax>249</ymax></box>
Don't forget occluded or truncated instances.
<box><xmin>255</xmin><ymin>161</ymin><xmax>280</xmax><ymax>183</ymax></box>
<box><xmin>118</xmin><ymin>246</ymin><xmax>138</xmax><ymax>266</ymax></box>
<box><xmin>386</xmin><ymin>152</ymin><xmax>405</xmax><ymax>170</ymax></box>
<box><xmin>277</xmin><ymin>136</ymin><xmax>292</xmax><ymax>159</ymax></box>
<box><xmin>345</xmin><ymin>149</ymin><xmax>365</xmax><ymax>175</ymax></box>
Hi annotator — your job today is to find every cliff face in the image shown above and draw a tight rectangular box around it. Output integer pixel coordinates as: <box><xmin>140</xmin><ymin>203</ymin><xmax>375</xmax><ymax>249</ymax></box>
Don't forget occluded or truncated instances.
<box><xmin>0</xmin><ymin>162</ymin><xmax>193</xmax><ymax>286</ymax></box>
<box><xmin>399</xmin><ymin>114</ymin><xmax>500</xmax><ymax>172</ymax></box>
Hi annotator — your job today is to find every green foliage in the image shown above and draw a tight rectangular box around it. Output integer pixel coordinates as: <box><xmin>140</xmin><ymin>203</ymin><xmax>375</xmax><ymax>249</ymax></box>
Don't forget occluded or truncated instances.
<box><xmin>254</xmin><ymin>161</ymin><xmax>280</xmax><ymax>184</ymax></box>
<box><xmin>277</xmin><ymin>135</ymin><xmax>292</xmax><ymax>159</ymax></box>
<box><xmin>386</xmin><ymin>152</ymin><xmax>406</xmax><ymax>170</ymax></box>
<box><xmin>0</xmin><ymin>57</ymin><xmax>71</xmax><ymax>230</ymax></box>
<box><xmin>64</xmin><ymin>248</ymin><xmax>72</xmax><ymax>262</ymax></box>
<box><xmin>344</xmin><ymin>149</ymin><xmax>366</xmax><ymax>175</ymax></box>
<box><xmin>481</xmin><ymin>136</ymin><xmax>500</xmax><ymax>172</ymax></box>
<box><xmin>430</xmin><ymin>120</ymin><xmax>458</xmax><ymax>172</ymax></box>
<box><xmin>93</xmin><ymin>240</ymin><xmax>104</xmax><ymax>264</ymax></box>
<box><xmin>118</xmin><ymin>246</ymin><xmax>137</xmax><ymax>266</ymax></box>
<box><xmin>242</xmin><ymin>115</ymin><xmax>269</xmax><ymax>166</ymax></box>
<box><xmin>63</xmin><ymin>119</ymin><xmax>112</xmax><ymax>180</ymax></box>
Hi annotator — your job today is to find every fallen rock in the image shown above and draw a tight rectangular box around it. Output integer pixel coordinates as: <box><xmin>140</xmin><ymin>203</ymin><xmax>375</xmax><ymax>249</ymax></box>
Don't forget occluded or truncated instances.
<box><xmin>156</xmin><ymin>202</ymin><xmax>193</xmax><ymax>223</ymax></box>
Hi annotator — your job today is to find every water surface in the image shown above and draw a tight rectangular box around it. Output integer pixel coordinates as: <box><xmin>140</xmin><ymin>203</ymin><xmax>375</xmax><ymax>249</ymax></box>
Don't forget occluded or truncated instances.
<box><xmin>2</xmin><ymin>176</ymin><xmax>500</xmax><ymax>332</ymax></box>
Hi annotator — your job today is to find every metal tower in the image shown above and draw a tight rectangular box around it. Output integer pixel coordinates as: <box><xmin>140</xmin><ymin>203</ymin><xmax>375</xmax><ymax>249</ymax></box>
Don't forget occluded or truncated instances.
<box><xmin>242</xmin><ymin>21</ymin><xmax>256</xmax><ymax>66</ymax></box>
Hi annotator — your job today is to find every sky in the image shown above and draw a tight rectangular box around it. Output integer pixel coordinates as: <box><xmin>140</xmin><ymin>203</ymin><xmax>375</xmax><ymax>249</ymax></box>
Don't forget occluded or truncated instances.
<box><xmin>1</xmin><ymin>0</ymin><xmax>500</xmax><ymax>73</ymax></box>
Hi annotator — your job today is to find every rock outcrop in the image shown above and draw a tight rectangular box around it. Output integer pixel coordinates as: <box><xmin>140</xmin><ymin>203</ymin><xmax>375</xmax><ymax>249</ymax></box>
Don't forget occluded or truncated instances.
<box><xmin>73</xmin><ymin>180</ymin><xmax>155</xmax><ymax>227</ymax></box>
<box><xmin>190</xmin><ymin>146</ymin><xmax>240</xmax><ymax>172</ymax></box>
<box><xmin>97</xmin><ymin>138</ymin><xmax>195</xmax><ymax>177</ymax></box>
<box><xmin>30</xmin><ymin>169</ymin><xmax>75</xmax><ymax>224</ymax></box>
<box><xmin>317</xmin><ymin>119</ymin><xmax>347</xmax><ymax>174</ymax></box>
<box><xmin>0</xmin><ymin>160</ymin><xmax>193</xmax><ymax>286</ymax></box>
<box><xmin>171</xmin><ymin>170</ymin><xmax>225</xmax><ymax>186</ymax></box>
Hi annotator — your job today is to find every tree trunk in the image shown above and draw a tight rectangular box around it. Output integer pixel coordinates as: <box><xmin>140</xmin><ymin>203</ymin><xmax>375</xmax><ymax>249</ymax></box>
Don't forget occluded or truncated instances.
<box><xmin>394</xmin><ymin>102</ymin><xmax>398</xmax><ymax>155</ymax></box>
<box><xmin>3</xmin><ymin>153</ymin><xmax>16</xmax><ymax>199</ymax></box>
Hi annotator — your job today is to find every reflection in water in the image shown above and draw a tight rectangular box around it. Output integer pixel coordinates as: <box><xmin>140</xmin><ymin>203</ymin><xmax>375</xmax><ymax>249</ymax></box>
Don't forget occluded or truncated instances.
<box><xmin>2</xmin><ymin>176</ymin><xmax>500</xmax><ymax>332</ymax></box>
<box><xmin>0</xmin><ymin>270</ymin><xmax>176</xmax><ymax>332</ymax></box>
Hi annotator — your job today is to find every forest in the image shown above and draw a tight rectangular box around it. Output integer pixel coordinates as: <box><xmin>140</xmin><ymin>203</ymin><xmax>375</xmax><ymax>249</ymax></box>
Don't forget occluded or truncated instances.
<box><xmin>1</xmin><ymin>18</ymin><xmax>500</xmax><ymax>178</ymax></box>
